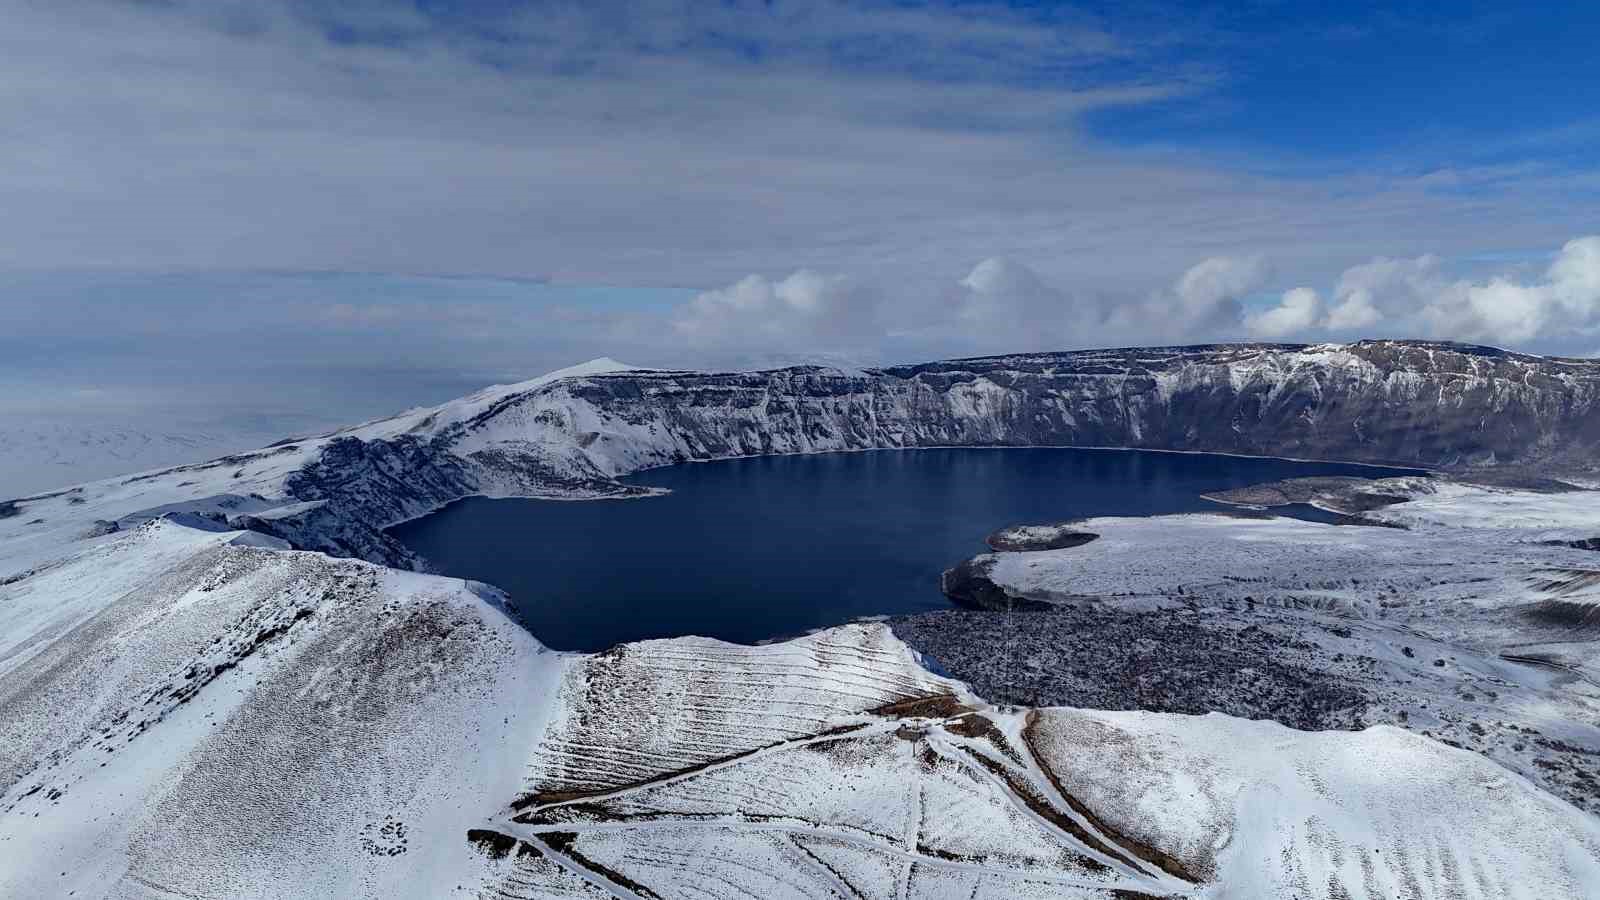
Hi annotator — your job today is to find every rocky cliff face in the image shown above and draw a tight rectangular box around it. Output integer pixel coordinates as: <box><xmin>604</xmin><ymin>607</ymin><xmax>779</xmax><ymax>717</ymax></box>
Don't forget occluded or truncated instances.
<box><xmin>258</xmin><ymin>340</ymin><xmax>1600</xmax><ymax>566</ymax></box>
<box><xmin>467</xmin><ymin>340</ymin><xmax>1600</xmax><ymax>476</ymax></box>
<box><xmin>873</xmin><ymin>341</ymin><xmax>1600</xmax><ymax>469</ymax></box>
<box><xmin>14</xmin><ymin>341</ymin><xmax>1587</xmax><ymax>573</ymax></box>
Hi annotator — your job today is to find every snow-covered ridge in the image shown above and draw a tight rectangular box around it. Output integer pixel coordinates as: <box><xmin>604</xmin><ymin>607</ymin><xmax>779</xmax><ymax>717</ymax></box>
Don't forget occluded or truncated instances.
<box><xmin>0</xmin><ymin>518</ymin><xmax>562</xmax><ymax>898</ymax></box>
<box><xmin>6</xmin><ymin>522</ymin><xmax>1599</xmax><ymax>898</ymax></box>
<box><xmin>6</xmin><ymin>340</ymin><xmax>1597</xmax><ymax>579</ymax></box>
<box><xmin>4</xmin><ymin>342</ymin><xmax>1600</xmax><ymax>897</ymax></box>
<box><xmin>476</xmin><ymin>624</ymin><xmax>1600</xmax><ymax>897</ymax></box>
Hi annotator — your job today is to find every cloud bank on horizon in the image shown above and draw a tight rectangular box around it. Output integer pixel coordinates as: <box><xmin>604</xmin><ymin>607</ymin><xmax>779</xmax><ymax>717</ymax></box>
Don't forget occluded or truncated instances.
<box><xmin>671</xmin><ymin>235</ymin><xmax>1600</xmax><ymax>359</ymax></box>
<box><xmin>4</xmin><ymin>0</ymin><xmax>1600</xmax><ymax>465</ymax></box>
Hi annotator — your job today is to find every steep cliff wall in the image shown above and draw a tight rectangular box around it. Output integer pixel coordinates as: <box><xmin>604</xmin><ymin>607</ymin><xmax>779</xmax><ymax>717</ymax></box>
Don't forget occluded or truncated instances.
<box><xmin>9</xmin><ymin>341</ymin><xmax>1595</xmax><ymax>573</ymax></box>
<box><xmin>258</xmin><ymin>341</ymin><xmax>1600</xmax><ymax>566</ymax></box>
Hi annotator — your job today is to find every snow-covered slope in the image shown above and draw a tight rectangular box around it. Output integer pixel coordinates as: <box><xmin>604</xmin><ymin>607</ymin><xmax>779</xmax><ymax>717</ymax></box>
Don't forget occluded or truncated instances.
<box><xmin>478</xmin><ymin>623</ymin><xmax>1600</xmax><ymax>898</ymax></box>
<box><xmin>0</xmin><ymin>417</ymin><xmax>310</xmax><ymax>497</ymax></box>
<box><xmin>0</xmin><ymin>518</ymin><xmax>561</xmax><ymax>898</ymax></box>
<box><xmin>8</xmin><ymin>521</ymin><xmax>1594</xmax><ymax>898</ymax></box>
<box><xmin>1030</xmin><ymin>709</ymin><xmax>1600</xmax><ymax>898</ymax></box>
<box><xmin>4</xmin><ymin>342</ymin><xmax>1600</xmax><ymax>897</ymax></box>
<box><xmin>923</xmin><ymin>476</ymin><xmax>1600</xmax><ymax>813</ymax></box>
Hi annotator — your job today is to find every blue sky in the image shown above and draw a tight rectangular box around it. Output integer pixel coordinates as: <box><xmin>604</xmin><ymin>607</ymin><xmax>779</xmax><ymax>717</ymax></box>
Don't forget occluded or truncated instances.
<box><xmin>1085</xmin><ymin>3</ymin><xmax>1598</xmax><ymax>165</ymax></box>
<box><xmin>2</xmin><ymin>0</ymin><xmax>1599</xmax><ymax>490</ymax></box>
<box><xmin>301</xmin><ymin>1</ymin><xmax>1600</xmax><ymax>179</ymax></box>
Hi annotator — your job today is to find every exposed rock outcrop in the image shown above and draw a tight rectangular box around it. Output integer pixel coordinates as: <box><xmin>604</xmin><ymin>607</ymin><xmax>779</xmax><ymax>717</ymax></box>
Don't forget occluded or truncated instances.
<box><xmin>9</xmin><ymin>341</ymin><xmax>1599</xmax><ymax>574</ymax></box>
<box><xmin>280</xmin><ymin>341</ymin><xmax>1600</xmax><ymax>566</ymax></box>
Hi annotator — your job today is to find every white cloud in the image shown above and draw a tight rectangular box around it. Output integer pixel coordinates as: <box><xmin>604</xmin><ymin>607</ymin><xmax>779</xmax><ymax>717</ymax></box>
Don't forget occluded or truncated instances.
<box><xmin>1322</xmin><ymin>290</ymin><xmax>1383</xmax><ymax>331</ymax></box>
<box><xmin>681</xmin><ymin>252</ymin><xmax>1276</xmax><ymax>357</ymax></box>
<box><xmin>1313</xmin><ymin>236</ymin><xmax>1600</xmax><ymax>346</ymax></box>
<box><xmin>662</xmin><ymin>235</ymin><xmax>1600</xmax><ymax>358</ymax></box>
<box><xmin>1174</xmin><ymin>256</ymin><xmax>1269</xmax><ymax>316</ymax></box>
<box><xmin>960</xmin><ymin>257</ymin><xmax>1056</xmax><ymax>312</ymax></box>
<box><xmin>940</xmin><ymin>254</ymin><xmax>1271</xmax><ymax>351</ymax></box>
<box><xmin>950</xmin><ymin>257</ymin><xmax>1078</xmax><ymax>340</ymax></box>
<box><xmin>1246</xmin><ymin>287</ymin><xmax>1322</xmax><ymax>339</ymax></box>
<box><xmin>1548</xmin><ymin>235</ymin><xmax>1600</xmax><ymax>314</ymax></box>
<box><xmin>672</xmin><ymin>270</ymin><xmax>881</xmax><ymax>349</ymax></box>
<box><xmin>1448</xmin><ymin>278</ymin><xmax>1553</xmax><ymax>343</ymax></box>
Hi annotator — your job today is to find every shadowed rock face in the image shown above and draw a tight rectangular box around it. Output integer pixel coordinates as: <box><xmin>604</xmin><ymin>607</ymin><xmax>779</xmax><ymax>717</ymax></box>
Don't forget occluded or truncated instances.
<box><xmin>891</xmin><ymin>606</ymin><xmax>1371</xmax><ymax>730</ymax></box>
<box><xmin>578</xmin><ymin>341</ymin><xmax>1600</xmax><ymax>468</ymax></box>
<box><xmin>986</xmin><ymin>524</ymin><xmax>1100</xmax><ymax>552</ymax></box>
<box><xmin>941</xmin><ymin>557</ymin><xmax>1055</xmax><ymax>611</ymax></box>
<box><xmin>1549</xmin><ymin>538</ymin><xmax>1600</xmax><ymax>552</ymax></box>
<box><xmin>247</xmin><ymin>340</ymin><xmax>1600</xmax><ymax>568</ymax></box>
<box><xmin>1201</xmin><ymin>476</ymin><xmax>1414</xmax><ymax>512</ymax></box>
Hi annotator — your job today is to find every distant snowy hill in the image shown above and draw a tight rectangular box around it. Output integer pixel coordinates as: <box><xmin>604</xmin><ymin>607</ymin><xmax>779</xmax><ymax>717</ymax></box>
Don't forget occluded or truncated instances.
<box><xmin>0</xmin><ymin>417</ymin><xmax>321</xmax><ymax>497</ymax></box>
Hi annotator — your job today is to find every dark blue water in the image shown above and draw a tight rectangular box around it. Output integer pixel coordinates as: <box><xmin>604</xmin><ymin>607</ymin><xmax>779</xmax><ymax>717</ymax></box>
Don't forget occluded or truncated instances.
<box><xmin>390</xmin><ymin>449</ymin><xmax>1417</xmax><ymax>650</ymax></box>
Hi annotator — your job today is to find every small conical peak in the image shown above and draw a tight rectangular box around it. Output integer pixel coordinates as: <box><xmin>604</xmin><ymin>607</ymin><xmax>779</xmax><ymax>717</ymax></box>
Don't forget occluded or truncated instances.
<box><xmin>548</xmin><ymin>357</ymin><xmax>647</xmax><ymax>379</ymax></box>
